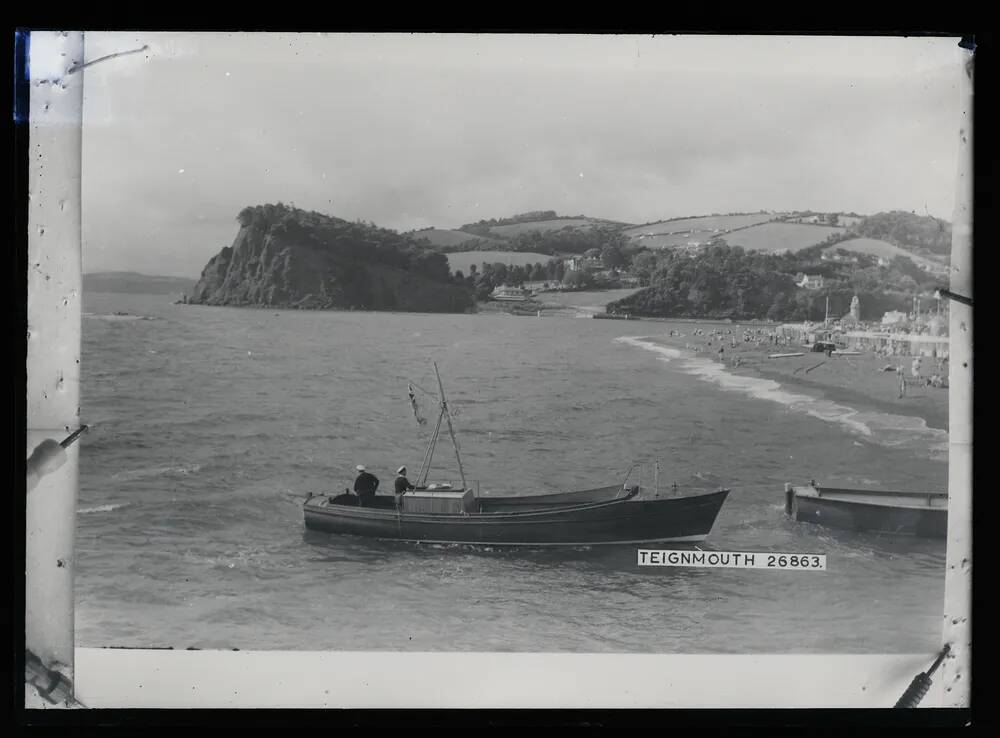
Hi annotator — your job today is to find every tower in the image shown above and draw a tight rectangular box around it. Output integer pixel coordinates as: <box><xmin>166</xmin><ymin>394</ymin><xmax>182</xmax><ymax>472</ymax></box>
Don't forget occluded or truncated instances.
<box><xmin>850</xmin><ymin>294</ymin><xmax>860</xmax><ymax>322</ymax></box>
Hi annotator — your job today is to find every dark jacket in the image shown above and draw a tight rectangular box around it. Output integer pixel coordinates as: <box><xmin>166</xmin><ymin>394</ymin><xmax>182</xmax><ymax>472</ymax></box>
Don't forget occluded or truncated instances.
<box><xmin>394</xmin><ymin>475</ymin><xmax>415</xmax><ymax>495</ymax></box>
<box><xmin>354</xmin><ymin>471</ymin><xmax>379</xmax><ymax>496</ymax></box>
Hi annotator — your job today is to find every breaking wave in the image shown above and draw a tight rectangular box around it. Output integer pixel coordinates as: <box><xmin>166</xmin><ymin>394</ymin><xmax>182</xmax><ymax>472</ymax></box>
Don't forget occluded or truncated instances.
<box><xmin>616</xmin><ymin>336</ymin><xmax>948</xmax><ymax>457</ymax></box>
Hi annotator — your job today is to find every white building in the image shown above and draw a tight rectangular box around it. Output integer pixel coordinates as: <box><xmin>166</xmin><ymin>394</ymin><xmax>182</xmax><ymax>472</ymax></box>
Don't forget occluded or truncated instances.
<box><xmin>491</xmin><ymin>285</ymin><xmax>529</xmax><ymax>302</ymax></box>
<box><xmin>796</xmin><ymin>274</ymin><xmax>824</xmax><ymax>290</ymax></box>
<box><xmin>881</xmin><ymin>310</ymin><xmax>907</xmax><ymax>326</ymax></box>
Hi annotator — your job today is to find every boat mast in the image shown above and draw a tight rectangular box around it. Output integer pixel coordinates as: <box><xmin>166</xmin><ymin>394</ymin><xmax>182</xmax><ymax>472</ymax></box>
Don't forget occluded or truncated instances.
<box><xmin>416</xmin><ymin>409</ymin><xmax>444</xmax><ymax>487</ymax></box>
<box><xmin>434</xmin><ymin>362</ymin><xmax>468</xmax><ymax>490</ymax></box>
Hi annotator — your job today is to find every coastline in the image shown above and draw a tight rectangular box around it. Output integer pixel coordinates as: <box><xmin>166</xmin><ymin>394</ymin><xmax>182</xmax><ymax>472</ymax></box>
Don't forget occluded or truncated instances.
<box><xmin>654</xmin><ymin>331</ymin><xmax>948</xmax><ymax>433</ymax></box>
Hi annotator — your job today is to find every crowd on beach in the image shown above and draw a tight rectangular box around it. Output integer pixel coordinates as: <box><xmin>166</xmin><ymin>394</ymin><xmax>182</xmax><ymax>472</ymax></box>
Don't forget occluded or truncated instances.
<box><xmin>670</xmin><ymin>325</ymin><xmax>949</xmax><ymax>396</ymax></box>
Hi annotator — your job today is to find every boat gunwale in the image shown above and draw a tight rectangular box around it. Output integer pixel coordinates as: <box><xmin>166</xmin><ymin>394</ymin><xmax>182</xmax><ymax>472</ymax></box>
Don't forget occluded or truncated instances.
<box><xmin>795</xmin><ymin>493</ymin><xmax>948</xmax><ymax>513</ymax></box>
<box><xmin>793</xmin><ymin>485</ymin><xmax>947</xmax><ymax>506</ymax></box>
<box><xmin>305</xmin><ymin>487</ymin><xmax>730</xmax><ymax>521</ymax></box>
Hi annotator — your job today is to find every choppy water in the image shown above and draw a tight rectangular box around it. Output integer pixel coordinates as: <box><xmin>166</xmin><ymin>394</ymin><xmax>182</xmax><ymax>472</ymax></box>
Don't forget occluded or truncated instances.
<box><xmin>76</xmin><ymin>294</ymin><xmax>947</xmax><ymax>653</ymax></box>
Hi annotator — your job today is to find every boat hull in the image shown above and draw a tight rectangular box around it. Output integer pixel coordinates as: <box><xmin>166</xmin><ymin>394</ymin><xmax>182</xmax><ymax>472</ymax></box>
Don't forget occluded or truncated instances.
<box><xmin>304</xmin><ymin>489</ymin><xmax>729</xmax><ymax>546</ymax></box>
<box><xmin>787</xmin><ymin>486</ymin><xmax>947</xmax><ymax>539</ymax></box>
<box><xmin>477</xmin><ymin>484</ymin><xmax>628</xmax><ymax>512</ymax></box>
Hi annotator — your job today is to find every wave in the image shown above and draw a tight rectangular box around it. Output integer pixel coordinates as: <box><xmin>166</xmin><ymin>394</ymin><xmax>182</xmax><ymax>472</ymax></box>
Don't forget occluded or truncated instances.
<box><xmin>83</xmin><ymin>312</ymin><xmax>158</xmax><ymax>322</ymax></box>
<box><xmin>616</xmin><ymin>336</ymin><xmax>948</xmax><ymax>457</ymax></box>
<box><xmin>79</xmin><ymin>502</ymin><xmax>130</xmax><ymax>514</ymax></box>
<box><xmin>111</xmin><ymin>463</ymin><xmax>202</xmax><ymax>481</ymax></box>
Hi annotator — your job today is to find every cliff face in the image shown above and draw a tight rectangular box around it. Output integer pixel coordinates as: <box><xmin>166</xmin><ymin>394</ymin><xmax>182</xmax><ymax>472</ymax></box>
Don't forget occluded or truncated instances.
<box><xmin>189</xmin><ymin>204</ymin><xmax>474</xmax><ymax>313</ymax></box>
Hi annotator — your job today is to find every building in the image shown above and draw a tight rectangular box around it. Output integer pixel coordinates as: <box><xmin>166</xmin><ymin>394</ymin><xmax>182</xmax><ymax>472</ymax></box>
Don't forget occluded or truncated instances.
<box><xmin>919</xmin><ymin>261</ymin><xmax>950</xmax><ymax>277</ymax></box>
<box><xmin>821</xmin><ymin>251</ymin><xmax>859</xmax><ymax>264</ymax></box>
<box><xmin>491</xmin><ymin>285</ymin><xmax>529</xmax><ymax>302</ymax></box>
<box><xmin>881</xmin><ymin>310</ymin><xmax>907</xmax><ymax>326</ymax></box>
<box><xmin>521</xmin><ymin>280</ymin><xmax>552</xmax><ymax>294</ymax></box>
<box><xmin>796</xmin><ymin>274</ymin><xmax>825</xmax><ymax>290</ymax></box>
<box><xmin>563</xmin><ymin>256</ymin><xmax>601</xmax><ymax>272</ymax></box>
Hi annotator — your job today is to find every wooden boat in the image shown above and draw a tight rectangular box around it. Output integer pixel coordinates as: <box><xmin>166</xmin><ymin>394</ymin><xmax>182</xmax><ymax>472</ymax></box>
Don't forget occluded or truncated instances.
<box><xmin>303</xmin><ymin>364</ymin><xmax>730</xmax><ymax>546</ymax></box>
<box><xmin>303</xmin><ymin>485</ymin><xmax>730</xmax><ymax>546</ymax></box>
<box><xmin>784</xmin><ymin>482</ymin><xmax>947</xmax><ymax>538</ymax></box>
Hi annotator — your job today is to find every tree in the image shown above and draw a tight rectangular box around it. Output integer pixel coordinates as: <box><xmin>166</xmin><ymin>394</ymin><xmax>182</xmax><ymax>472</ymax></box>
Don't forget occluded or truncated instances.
<box><xmin>601</xmin><ymin>244</ymin><xmax>626</xmax><ymax>269</ymax></box>
<box><xmin>630</xmin><ymin>251</ymin><xmax>658</xmax><ymax>285</ymax></box>
<box><xmin>563</xmin><ymin>270</ymin><xmax>594</xmax><ymax>290</ymax></box>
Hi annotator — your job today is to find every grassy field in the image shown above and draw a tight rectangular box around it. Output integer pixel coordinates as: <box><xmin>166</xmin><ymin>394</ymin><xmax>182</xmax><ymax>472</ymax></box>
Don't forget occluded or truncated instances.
<box><xmin>630</xmin><ymin>232</ymin><xmax>711</xmax><ymax>249</ymax></box>
<box><xmin>446</xmin><ymin>250</ymin><xmax>553</xmax><ymax>274</ymax></box>
<box><xmin>408</xmin><ymin>228</ymin><xmax>502</xmax><ymax>248</ymax></box>
<box><xmin>538</xmin><ymin>287</ymin><xmax>643</xmax><ymax>309</ymax></box>
<box><xmin>623</xmin><ymin>213</ymin><xmax>776</xmax><ymax>238</ymax></box>
<box><xmin>488</xmin><ymin>218</ymin><xmax>609</xmax><ymax>237</ymax></box>
<box><xmin>827</xmin><ymin>238</ymin><xmax>947</xmax><ymax>270</ymax></box>
<box><xmin>724</xmin><ymin>222</ymin><xmax>845</xmax><ymax>252</ymax></box>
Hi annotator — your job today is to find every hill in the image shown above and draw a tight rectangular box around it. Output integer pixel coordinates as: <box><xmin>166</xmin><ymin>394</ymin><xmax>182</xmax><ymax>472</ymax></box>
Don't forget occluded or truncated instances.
<box><xmin>623</xmin><ymin>213</ymin><xmax>776</xmax><ymax>239</ymax></box>
<box><xmin>407</xmin><ymin>228</ymin><xmax>503</xmax><ymax>250</ymax></box>
<box><xmin>445</xmin><ymin>251</ymin><xmax>552</xmax><ymax>275</ymax></box>
<box><xmin>606</xmin><ymin>242</ymin><xmax>944</xmax><ymax>323</ymax></box>
<box><xmin>83</xmin><ymin>272</ymin><xmax>196</xmax><ymax>295</ymax></box>
<box><xmin>488</xmin><ymin>218</ymin><xmax>612</xmax><ymax>238</ymax></box>
<box><xmin>188</xmin><ymin>204</ymin><xmax>474</xmax><ymax>313</ymax></box>
<box><xmin>724</xmin><ymin>223</ymin><xmax>847</xmax><ymax>253</ymax></box>
<box><xmin>851</xmin><ymin>210</ymin><xmax>951</xmax><ymax>259</ymax></box>
<box><xmin>456</xmin><ymin>212</ymin><xmax>632</xmax><ymax>241</ymax></box>
<box><xmin>825</xmin><ymin>238</ymin><xmax>948</xmax><ymax>273</ymax></box>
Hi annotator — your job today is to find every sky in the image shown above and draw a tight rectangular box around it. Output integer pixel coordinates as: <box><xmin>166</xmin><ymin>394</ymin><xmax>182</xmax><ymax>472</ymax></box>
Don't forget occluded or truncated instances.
<box><xmin>77</xmin><ymin>33</ymin><xmax>968</xmax><ymax>277</ymax></box>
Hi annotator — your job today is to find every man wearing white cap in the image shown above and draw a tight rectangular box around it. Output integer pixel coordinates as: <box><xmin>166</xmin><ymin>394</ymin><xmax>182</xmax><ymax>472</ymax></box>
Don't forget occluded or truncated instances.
<box><xmin>353</xmin><ymin>464</ymin><xmax>379</xmax><ymax>507</ymax></box>
<box><xmin>394</xmin><ymin>466</ymin><xmax>415</xmax><ymax>507</ymax></box>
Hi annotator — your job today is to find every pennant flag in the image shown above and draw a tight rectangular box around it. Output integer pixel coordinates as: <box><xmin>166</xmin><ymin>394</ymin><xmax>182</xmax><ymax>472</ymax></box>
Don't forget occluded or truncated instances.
<box><xmin>408</xmin><ymin>383</ymin><xmax>427</xmax><ymax>425</ymax></box>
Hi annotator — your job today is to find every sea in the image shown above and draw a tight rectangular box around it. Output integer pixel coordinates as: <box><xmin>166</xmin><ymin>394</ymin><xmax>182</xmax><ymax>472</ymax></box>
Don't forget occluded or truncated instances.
<box><xmin>76</xmin><ymin>292</ymin><xmax>948</xmax><ymax>653</ymax></box>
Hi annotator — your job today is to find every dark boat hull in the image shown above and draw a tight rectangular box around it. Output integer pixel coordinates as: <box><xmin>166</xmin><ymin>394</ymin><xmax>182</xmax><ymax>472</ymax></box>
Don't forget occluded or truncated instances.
<box><xmin>304</xmin><ymin>489</ymin><xmax>730</xmax><ymax>546</ymax></box>
<box><xmin>787</xmin><ymin>486</ymin><xmax>947</xmax><ymax>539</ymax></box>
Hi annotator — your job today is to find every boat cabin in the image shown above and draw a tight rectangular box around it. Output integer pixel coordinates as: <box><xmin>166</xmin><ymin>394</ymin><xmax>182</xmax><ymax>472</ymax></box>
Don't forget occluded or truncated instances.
<box><xmin>327</xmin><ymin>486</ymin><xmax>479</xmax><ymax>514</ymax></box>
<box><xmin>402</xmin><ymin>488</ymin><xmax>478</xmax><ymax>514</ymax></box>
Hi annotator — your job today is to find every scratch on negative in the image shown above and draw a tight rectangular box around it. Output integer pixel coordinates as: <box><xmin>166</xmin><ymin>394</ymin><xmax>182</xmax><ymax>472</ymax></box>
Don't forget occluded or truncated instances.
<box><xmin>66</xmin><ymin>45</ymin><xmax>149</xmax><ymax>75</ymax></box>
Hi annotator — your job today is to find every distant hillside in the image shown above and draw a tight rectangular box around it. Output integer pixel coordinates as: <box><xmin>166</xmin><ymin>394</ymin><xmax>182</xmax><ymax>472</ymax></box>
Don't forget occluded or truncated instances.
<box><xmin>623</xmin><ymin>213</ymin><xmax>776</xmax><ymax>239</ymax></box>
<box><xmin>456</xmin><ymin>212</ymin><xmax>632</xmax><ymax>241</ymax></box>
<box><xmin>83</xmin><ymin>272</ymin><xmax>196</xmax><ymax>295</ymax></box>
<box><xmin>850</xmin><ymin>211</ymin><xmax>951</xmax><ymax>260</ymax></box>
<box><xmin>189</xmin><ymin>204</ymin><xmax>473</xmax><ymax>313</ymax></box>
<box><xmin>407</xmin><ymin>228</ymin><xmax>504</xmax><ymax>250</ymax></box>
<box><xmin>825</xmin><ymin>238</ymin><xmax>948</xmax><ymax>273</ymax></box>
<box><xmin>724</xmin><ymin>223</ymin><xmax>847</xmax><ymax>253</ymax></box>
<box><xmin>445</xmin><ymin>250</ymin><xmax>552</xmax><ymax>275</ymax></box>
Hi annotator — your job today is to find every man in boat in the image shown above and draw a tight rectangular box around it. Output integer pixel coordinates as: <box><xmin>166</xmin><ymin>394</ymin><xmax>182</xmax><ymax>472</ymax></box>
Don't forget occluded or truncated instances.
<box><xmin>353</xmin><ymin>464</ymin><xmax>380</xmax><ymax>507</ymax></box>
<box><xmin>394</xmin><ymin>466</ymin><xmax>415</xmax><ymax>507</ymax></box>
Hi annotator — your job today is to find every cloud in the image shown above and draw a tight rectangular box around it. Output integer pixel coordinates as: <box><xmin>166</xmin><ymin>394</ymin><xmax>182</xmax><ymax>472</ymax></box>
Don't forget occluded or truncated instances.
<box><xmin>79</xmin><ymin>33</ymin><xmax>965</xmax><ymax>276</ymax></box>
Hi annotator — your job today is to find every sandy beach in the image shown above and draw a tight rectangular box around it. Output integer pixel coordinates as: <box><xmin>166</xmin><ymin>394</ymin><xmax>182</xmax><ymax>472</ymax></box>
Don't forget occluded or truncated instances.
<box><xmin>662</xmin><ymin>328</ymin><xmax>949</xmax><ymax>432</ymax></box>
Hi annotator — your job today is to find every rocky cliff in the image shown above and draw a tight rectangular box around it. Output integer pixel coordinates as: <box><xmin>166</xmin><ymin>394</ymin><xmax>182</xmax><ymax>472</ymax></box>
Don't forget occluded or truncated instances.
<box><xmin>189</xmin><ymin>204</ymin><xmax>475</xmax><ymax>312</ymax></box>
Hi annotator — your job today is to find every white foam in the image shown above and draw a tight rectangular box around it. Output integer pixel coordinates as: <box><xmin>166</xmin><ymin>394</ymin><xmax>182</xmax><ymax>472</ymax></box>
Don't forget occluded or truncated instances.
<box><xmin>112</xmin><ymin>463</ymin><xmax>202</xmax><ymax>481</ymax></box>
<box><xmin>79</xmin><ymin>503</ymin><xmax>130</xmax><ymax>514</ymax></box>
<box><xmin>618</xmin><ymin>336</ymin><xmax>947</xmax><ymax>456</ymax></box>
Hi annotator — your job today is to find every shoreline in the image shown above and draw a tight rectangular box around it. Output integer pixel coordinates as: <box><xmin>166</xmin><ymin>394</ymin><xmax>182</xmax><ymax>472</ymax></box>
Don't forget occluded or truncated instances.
<box><xmin>655</xmin><ymin>332</ymin><xmax>948</xmax><ymax>433</ymax></box>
